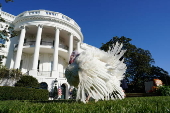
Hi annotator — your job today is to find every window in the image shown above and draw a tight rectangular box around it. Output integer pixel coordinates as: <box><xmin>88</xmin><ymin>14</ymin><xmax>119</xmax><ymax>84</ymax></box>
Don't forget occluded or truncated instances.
<box><xmin>37</xmin><ymin>60</ymin><xmax>40</xmax><ymax>71</ymax></box>
<box><xmin>40</xmin><ymin>39</ymin><xmax>42</xmax><ymax>45</ymax></box>
<box><xmin>19</xmin><ymin>60</ymin><xmax>23</xmax><ymax>70</ymax></box>
<box><xmin>51</xmin><ymin>61</ymin><xmax>53</xmax><ymax>71</ymax></box>
<box><xmin>53</xmin><ymin>40</ymin><xmax>54</xmax><ymax>46</ymax></box>
<box><xmin>24</xmin><ymin>39</ymin><xmax>27</xmax><ymax>43</ymax></box>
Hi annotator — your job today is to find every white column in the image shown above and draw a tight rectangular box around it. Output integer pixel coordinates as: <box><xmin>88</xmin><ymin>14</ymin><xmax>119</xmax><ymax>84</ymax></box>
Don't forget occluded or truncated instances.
<box><xmin>68</xmin><ymin>33</ymin><xmax>73</xmax><ymax>62</ymax></box>
<box><xmin>14</xmin><ymin>26</ymin><xmax>26</xmax><ymax>69</ymax></box>
<box><xmin>76</xmin><ymin>41</ymin><xmax>80</xmax><ymax>53</ymax></box>
<box><xmin>32</xmin><ymin>24</ymin><xmax>43</xmax><ymax>70</ymax></box>
<box><xmin>53</xmin><ymin>28</ymin><xmax>60</xmax><ymax>71</ymax></box>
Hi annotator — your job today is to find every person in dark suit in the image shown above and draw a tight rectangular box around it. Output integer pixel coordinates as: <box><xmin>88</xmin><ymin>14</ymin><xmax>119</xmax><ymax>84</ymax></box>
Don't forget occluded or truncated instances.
<box><xmin>121</xmin><ymin>79</ymin><xmax>128</xmax><ymax>97</ymax></box>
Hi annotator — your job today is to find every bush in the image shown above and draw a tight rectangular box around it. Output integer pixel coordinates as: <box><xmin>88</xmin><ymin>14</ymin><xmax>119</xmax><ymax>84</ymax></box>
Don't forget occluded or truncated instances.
<box><xmin>155</xmin><ymin>85</ymin><xmax>170</xmax><ymax>96</ymax></box>
<box><xmin>0</xmin><ymin>66</ymin><xmax>22</xmax><ymax>80</ymax></box>
<box><xmin>15</xmin><ymin>75</ymin><xmax>39</xmax><ymax>88</ymax></box>
<box><xmin>0</xmin><ymin>65</ymin><xmax>10</xmax><ymax>79</ymax></box>
<box><xmin>0</xmin><ymin>86</ymin><xmax>49</xmax><ymax>100</ymax></box>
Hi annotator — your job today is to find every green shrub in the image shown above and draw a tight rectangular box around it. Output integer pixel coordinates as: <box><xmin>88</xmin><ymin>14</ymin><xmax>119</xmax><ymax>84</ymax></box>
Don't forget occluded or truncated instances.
<box><xmin>0</xmin><ymin>66</ymin><xmax>22</xmax><ymax>80</ymax></box>
<box><xmin>15</xmin><ymin>75</ymin><xmax>39</xmax><ymax>88</ymax></box>
<box><xmin>9</xmin><ymin>69</ymin><xmax>22</xmax><ymax>79</ymax></box>
<box><xmin>155</xmin><ymin>85</ymin><xmax>170</xmax><ymax>96</ymax></box>
<box><xmin>0</xmin><ymin>86</ymin><xmax>49</xmax><ymax>100</ymax></box>
<box><xmin>0</xmin><ymin>65</ymin><xmax>10</xmax><ymax>79</ymax></box>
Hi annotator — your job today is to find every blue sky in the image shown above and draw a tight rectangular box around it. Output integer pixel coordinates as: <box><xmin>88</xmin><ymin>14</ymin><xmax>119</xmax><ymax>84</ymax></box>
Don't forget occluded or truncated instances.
<box><xmin>1</xmin><ymin>0</ymin><xmax>170</xmax><ymax>74</ymax></box>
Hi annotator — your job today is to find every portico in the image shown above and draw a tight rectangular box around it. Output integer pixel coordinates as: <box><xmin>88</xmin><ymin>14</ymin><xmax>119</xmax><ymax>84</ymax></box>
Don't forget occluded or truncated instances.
<box><xmin>13</xmin><ymin>24</ymin><xmax>79</xmax><ymax>78</ymax></box>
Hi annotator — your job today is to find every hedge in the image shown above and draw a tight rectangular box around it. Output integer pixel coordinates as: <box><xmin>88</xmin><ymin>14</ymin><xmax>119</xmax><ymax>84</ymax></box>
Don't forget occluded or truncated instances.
<box><xmin>155</xmin><ymin>85</ymin><xmax>170</xmax><ymax>96</ymax></box>
<box><xmin>0</xmin><ymin>86</ymin><xmax>49</xmax><ymax>101</ymax></box>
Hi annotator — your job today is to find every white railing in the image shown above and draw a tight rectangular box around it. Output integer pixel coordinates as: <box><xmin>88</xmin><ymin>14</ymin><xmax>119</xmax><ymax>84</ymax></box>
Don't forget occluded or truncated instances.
<box><xmin>16</xmin><ymin>10</ymin><xmax>80</xmax><ymax>30</ymax></box>
<box><xmin>37</xmin><ymin>71</ymin><xmax>51</xmax><ymax>77</ymax></box>
<box><xmin>23</xmin><ymin>41</ymin><xmax>35</xmax><ymax>46</ymax></box>
<box><xmin>37</xmin><ymin>71</ymin><xmax>65</xmax><ymax>78</ymax></box>
<box><xmin>59</xmin><ymin>43</ymin><xmax>68</xmax><ymax>50</ymax></box>
<box><xmin>22</xmin><ymin>41</ymin><xmax>68</xmax><ymax>50</ymax></box>
<box><xmin>0</xmin><ymin>11</ymin><xmax>15</xmax><ymax>22</ymax></box>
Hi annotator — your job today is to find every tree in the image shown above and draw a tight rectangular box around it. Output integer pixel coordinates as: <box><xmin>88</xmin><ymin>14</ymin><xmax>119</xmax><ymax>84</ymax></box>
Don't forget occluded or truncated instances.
<box><xmin>0</xmin><ymin>0</ymin><xmax>14</xmax><ymax>7</ymax></box>
<box><xmin>150</xmin><ymin>66</ymin><xmax>170</xmax><ymax>86</ymax></box>
<box><xmin>100</xmin><ymin>36</ymin><xmax>155</xmax><ymax>93</ymax></box>
<box><xmin>0</xmin><ymin>1</ymin><xmax>17</xmax><ymax>64</ymax></box>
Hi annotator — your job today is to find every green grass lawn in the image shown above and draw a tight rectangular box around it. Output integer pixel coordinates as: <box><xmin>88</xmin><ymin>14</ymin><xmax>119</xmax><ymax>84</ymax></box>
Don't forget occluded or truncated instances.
<box><xmin>0</xmin><ymin>96</ymin><xmax>170</xmax><ymax>113</ymax></box>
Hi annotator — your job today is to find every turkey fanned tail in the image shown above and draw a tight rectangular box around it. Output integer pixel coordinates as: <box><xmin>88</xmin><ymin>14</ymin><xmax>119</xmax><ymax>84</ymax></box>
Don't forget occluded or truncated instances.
<box><xmin>65</xmin><ymin>43</ymin><xmax>127</xmax><ymax>103</ymax></box>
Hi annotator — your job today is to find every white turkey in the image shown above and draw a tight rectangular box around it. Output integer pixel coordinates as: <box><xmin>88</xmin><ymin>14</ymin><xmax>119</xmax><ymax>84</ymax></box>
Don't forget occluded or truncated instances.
<box><xmin>65</xmin><ymin>42</ymin><xmax>127</xmax><ymax>103</ymax></box>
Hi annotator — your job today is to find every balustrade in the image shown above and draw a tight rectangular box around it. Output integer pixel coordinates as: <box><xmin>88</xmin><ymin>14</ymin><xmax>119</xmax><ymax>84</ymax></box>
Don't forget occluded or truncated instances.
<box><xmin>1</xmin><ymin>11</ymin><xmax>15</xmax><ymax>21</ymax></box>
<box><xmin>16</xmin><ymin>10</ymin><xmax>80</xmax><ymax>30</ymax></box>
<box><xmin>29</xmin><ymin>11</ymin><xmax>40</xmax><ymax>15</ymax></box>
<box><xmin>40</xmin><ymin>41</ymin><xmax>53</xmax><ymax>46</ymax></box>
<box><xmin>36</xmin><ymin>71</ymin><xmax>65</xmax><ymax>78</ymax></box>
<box><xmin>23</xmin><ymin>41</ymin><xmax>35</xmax><ymax>46</ymax></box>
<box><xmin>15</xmin><ymin>41</ymin><xmax>68</xmax><ymax>50</ymax></box>
<box><xmin>37</xmin><ymin>71</ymin><xmax>51</xmax><ymax>77</ymax></box>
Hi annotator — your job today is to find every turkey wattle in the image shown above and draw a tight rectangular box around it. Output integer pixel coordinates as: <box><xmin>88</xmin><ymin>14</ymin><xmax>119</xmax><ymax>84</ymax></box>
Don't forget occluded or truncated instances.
<box><xmin>65</xmin><ymin>42</ymin><xmax>127</xmax><ymax>103</ymax></box>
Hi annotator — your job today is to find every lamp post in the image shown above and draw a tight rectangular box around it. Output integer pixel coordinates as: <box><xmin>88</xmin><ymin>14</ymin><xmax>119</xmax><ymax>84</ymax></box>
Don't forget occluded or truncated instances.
<box><xmin>54</xmin><ymin>78</ymin><xmax>58</xmax><ymax>86</ymax></box>
<box><xmin>53</xmin><ymin>78</ymin><xmax>58</xmax><ymax>99</ymax></box>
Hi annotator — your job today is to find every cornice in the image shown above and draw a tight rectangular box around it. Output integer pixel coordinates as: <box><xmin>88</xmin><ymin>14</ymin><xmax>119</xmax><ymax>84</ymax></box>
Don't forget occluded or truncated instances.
<box><xmin>13</xmin><ymin>16</ymin><xmax>83</xmax><ymax>40</ymax></box>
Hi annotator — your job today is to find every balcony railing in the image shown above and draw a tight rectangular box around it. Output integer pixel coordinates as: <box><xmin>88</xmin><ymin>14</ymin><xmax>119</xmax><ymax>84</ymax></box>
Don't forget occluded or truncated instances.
<box><xmin>23</xmin><ymin>41</ymin><xmax>53</xmax><ymax>46</ymax></box>
<box><xmin>14</xmin><ymin>41</ymin><xmax>68</xmax><ymax>50</ymax></box>
<box><xmin>23</xmin><ymin>41</ymin><xmax>35</xmax><ymax>46</ymax></box>
<box><xmin>59</xmin><ymin>44</ymin><xmax>68</xmax><ymax>50</ymax></box>
<box><xmin>1</xmin><ymin>11</ymin><xmax>15</xmax><ymax>22</ymax></box>
<box><xmin>37</xmin><ymin>71</ymin><xmax>65</xmax><ymax>78</ymax></box>
<box><xmin>41</xmin><ymin>41</ymin><xmax>53</xmax><ymax>46</ymax></box>
<box><xmin>37</xmin><ymin>71</ymin><xmax>51</xmax><ymax>77</ymax></box>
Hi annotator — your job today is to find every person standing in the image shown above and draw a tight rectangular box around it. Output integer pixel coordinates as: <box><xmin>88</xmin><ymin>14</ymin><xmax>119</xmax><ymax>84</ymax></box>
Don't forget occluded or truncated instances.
<box><xmin>121</xmin><ymin>79</ymin><xmax>128</xmax><ymax>97</ymax></box>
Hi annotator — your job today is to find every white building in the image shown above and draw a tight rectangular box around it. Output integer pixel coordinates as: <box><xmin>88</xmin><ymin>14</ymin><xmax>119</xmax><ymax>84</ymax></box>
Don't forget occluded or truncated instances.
<box><xmin>0</xmin><ymin>9</ymin><xmax>96</xmax><ymax>99</ymax></box>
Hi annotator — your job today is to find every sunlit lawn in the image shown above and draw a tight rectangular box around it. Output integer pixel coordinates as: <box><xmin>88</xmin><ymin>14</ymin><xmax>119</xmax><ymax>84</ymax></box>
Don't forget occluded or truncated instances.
<box><xmin>0</xmin><ymin>96</ymin><xmax>170</xmax><ymax>113</ymax></box>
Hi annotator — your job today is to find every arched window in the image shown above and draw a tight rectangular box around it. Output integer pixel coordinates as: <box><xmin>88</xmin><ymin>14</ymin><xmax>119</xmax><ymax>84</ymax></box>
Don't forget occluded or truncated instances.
<box><xmin>40</xmin><ymin>82</ymin><xmax>48</xmax><ymax>89</ymax></box>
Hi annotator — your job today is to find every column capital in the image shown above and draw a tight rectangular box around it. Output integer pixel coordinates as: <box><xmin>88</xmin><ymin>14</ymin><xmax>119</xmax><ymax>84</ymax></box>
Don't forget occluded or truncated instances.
<box><xmin>19</xmin><ymin>25</ymin><xmax>25</xmax><ymax>29</ymax></box>
<box><xmin>74</xmin><ymin>39</ymin><xmax>79</xmax><ymax>42</ymax></box>
<box><xmin>37</xmin><ymin>24</ymin><xmax>43</xmax><ymax>28</ymax></box>
<box><xmin>54</xmin><ymin>27</ymin><xmax>61</xmax><ymax>31</ymax></box>
<box><xmin>19</xmin><ymin>25</ymin><xmax>29</xmax><ymax>30</ymax></box>
<box><xmin>68</xmin><ymin>33</ymin><xmax>74</xmax><ymax>36</ymax></box>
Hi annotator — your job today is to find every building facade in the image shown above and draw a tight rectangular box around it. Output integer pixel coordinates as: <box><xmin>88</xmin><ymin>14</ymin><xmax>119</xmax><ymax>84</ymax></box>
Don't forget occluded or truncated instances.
<box><xmin>0</xmin><ymin>9</ymin><xmax>96</xmax><ymax>99</ymax></box>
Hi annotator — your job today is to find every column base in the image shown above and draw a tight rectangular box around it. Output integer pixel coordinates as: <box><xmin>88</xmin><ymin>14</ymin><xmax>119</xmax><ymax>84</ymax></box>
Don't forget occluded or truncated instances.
<box><xmin>29</xmin><ymin>70</ymin><xmax>38</xmax><ymax>77</ymax></box>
